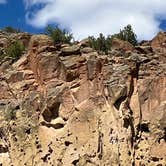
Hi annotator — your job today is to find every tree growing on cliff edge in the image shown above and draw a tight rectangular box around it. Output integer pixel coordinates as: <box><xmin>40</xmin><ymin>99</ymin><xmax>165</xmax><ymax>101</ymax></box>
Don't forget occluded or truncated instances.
<box><xmin>88</xmin><ymin>24</ymin><xmax>137</xmax><ymax>54</ymax></box>
<box><xmin>112</xmin><ymin>24</ymin><xmax>137</xmax><ymax>46</ymax></box>
<box><xmin>89</xmin><ymin>33</ymin><xmax>109</xmax><ymax>54</ymax></box>
<box><xmin>45</xmin><ymin>25</ymin><xmax>73</xmax><ymax>45</ymax></box>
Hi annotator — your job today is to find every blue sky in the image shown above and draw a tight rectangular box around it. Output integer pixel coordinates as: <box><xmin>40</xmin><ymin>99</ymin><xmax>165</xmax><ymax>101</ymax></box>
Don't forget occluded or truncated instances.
<box><xmin>0</xmin><ymin>0</ymin><xmax>44</xmax><ymax>34</ymax></box>
<box><xmin>1</xmin><ymin>0</ymin><xmax>166</xmax><ymax>39</ymax></box>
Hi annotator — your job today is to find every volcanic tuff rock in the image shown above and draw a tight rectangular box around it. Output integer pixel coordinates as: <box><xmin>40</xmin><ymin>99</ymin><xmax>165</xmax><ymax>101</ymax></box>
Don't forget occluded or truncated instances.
<box><xmin>0</xmin><ymin>32</ymin><xmax>165</xmax><ymax>166</ymax></box>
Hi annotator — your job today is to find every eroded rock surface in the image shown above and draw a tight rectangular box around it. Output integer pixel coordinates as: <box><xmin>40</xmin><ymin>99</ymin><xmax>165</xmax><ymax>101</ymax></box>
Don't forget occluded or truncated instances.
<box><xmin>0</xmin><ymin>33</ymin><xmax>165</xmax><ymax>166</ymax></box>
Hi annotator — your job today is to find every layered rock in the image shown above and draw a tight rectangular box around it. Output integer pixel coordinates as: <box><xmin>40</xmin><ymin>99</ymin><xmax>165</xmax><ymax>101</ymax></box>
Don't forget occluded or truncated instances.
<box><xmin>0</xmin><ymin>32</ymin><xmax>165</xmax><ymax>166</ymax></box>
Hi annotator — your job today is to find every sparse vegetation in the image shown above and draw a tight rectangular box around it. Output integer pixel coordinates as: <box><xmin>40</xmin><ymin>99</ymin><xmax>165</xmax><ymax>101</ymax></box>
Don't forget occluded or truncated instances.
<box><xmin>88</xmin><ymin>33</ymin><xmax>111</xmax><ymax>54</ymax></box>
<box><xmin>5</xmin><ymin>41</ymin><xmax>25</xmax><ymax>60</ymax></box>
<box><xmin>4</xmin><ymin>109</ymin><xmax>16</xmax><ymax>121</ymax></box>
<box><xmin>45</xmin><ymin>25</ymin><xmax>73</xmax><ymax>45</ymax></box>
<box><xmin>112</xmin><ymin>24</ymin><xmax>137</xmax><ymax>46</ymax></box>
<box><xmin>2</xmin><ymin>26</ymin><xmax>21</xmax><ymax>33</ymax></box>
<box><xmin>88</xmin><ymin>24</ymin><xmax>137</xmax><ymax>54</ymax></box>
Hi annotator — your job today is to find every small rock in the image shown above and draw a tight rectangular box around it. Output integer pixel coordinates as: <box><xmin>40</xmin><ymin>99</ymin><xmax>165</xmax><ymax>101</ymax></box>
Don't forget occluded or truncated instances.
<box><xmin>61</xmin><ymin>45</ymin><xmax>80</xmax><ymax>56</ymax></box>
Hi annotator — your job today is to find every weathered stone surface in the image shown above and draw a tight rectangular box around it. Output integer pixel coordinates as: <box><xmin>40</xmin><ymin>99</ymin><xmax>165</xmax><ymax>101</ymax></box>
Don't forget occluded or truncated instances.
<box><xmin>151</xmin><ymin>31</ymin><xmax>166</xmax><ymax>53</ymax></box>
<box><xmin>135</xmin><ymin>45</ymin><xmax>153</xmax><ymax>54</ymax></box>
<box><xmin>79</xmin><ymin>38</ymin><xmax>90</xmax><ymax>47</ymax></box>
<box><xmin>61</xmin><ymin>45</ymin><xmax>80</xmax><ymax>55</ymax></box>
<box><xmin>0</xmin><ymin>36</ymin><xmax>8</xmax><ymax>48</ymax></box>
<box><xmin>81</xmin><ymin>47</ymin><xmax>94</xmax><ymax>54</ymax></box>
<box><xmin>0</xmin><ymin>32</ymin><xmax>165</xmax><ymax>166</ymax></box>
<box><xmin>111</xmin><ymin>38</ymin><xmax>134</xmax><ymax>51</ymax></box>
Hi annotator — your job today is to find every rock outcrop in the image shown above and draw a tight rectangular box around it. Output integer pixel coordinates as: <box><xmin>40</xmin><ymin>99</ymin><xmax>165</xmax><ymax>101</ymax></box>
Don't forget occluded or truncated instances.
<box><xmin>0</xmin><ymin>32</ymin><xmax>165</xmax><ymax>166</ymax></box>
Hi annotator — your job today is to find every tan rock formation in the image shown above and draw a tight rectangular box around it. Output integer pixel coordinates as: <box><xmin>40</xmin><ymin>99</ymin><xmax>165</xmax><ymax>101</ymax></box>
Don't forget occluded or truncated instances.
<box><xmin>0</xmin><ymin>32</ymin><xmax>165</xmax><ymax>166</ymax></box>
<box><xmin>111</xmin><ymin>38</ymin><xmax>134</xmax><ymax>52</ymax></box>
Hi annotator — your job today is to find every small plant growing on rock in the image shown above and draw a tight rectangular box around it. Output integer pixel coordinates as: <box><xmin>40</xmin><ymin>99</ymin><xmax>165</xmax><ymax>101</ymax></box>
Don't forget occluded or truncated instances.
<box><xmin>5</xmin><ymin>40</ymin><xmax>25</xmax><ymax>60</ymax></box>
<box><xmin>4</xmin><ymin>109</ymin><xmax>16</xmax><ymax>121</ymax></box>
<box><xmin>45</xmin><ymin>25</ymin><xmax>73</xmax><ymax>45</ymax></box>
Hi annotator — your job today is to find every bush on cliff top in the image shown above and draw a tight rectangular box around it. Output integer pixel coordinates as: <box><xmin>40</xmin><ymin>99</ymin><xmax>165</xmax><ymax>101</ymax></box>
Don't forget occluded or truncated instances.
<box><xmin>88</xmin><ymin>24</ymin><xmax>137</xmax><ymax>54</ymax></box>
<box><xmin>112</xmin><ymin>24</ymin><xmax>137</xmax><ymax>46</ymax></box>
<box><xmin>2</xmin><ymin>26</ymin><xmax>21</xmax><ymax>33</ymax></box>
<box><xmin>45</xmin><ymin>25</ymin><xmax>73</xmax><ymax>45</ymax></box>
<box><xmin>88</xmin><ymin>33</ymin><xmax>111</xmax><ymax>54</ymax></box>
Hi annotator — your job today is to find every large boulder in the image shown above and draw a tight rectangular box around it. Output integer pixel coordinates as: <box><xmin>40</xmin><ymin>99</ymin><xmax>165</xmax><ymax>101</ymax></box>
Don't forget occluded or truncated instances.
<box><xmin>27</xmin><ymin>35</ymin><xmax>62</xmax><ymax>84</ymax></box>
<box><xmin>111</xmin><ymin>38</ymin><xmax>134</xmax><ymax>51</ymax></box>
<box><xmin>151</xmin><ymin>31</ymin><xmax>166</xmax><ymax>53</ymax></box>
<box><xmin>61</xmin><ymin>45</ymin><xmax>80</xmax><ymax>56</ymax></box>
<box><xmin>28</xmin><ymin>35</ymin><xmax>54</xmax><ymax>50</ymax></box>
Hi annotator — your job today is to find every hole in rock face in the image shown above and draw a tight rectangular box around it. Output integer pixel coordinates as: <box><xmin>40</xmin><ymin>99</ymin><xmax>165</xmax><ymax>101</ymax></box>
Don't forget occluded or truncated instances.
<box><xmin>128</xmin><ymin>151</ymin><xmax>131</xmax><ymax>156</ymax></box>
<box><xmin>137</xmin><ymin>123</ymin><xmax>150</xmax><ymax>133</ymax></box>
<box><xmin>15</xmin><ymin>105</ymin><xmax>20</xmax><ymax>110</ymax></box>
<box><xmin>40</xmin><ymin>121</ymin><xmax>64</xmax><ymax>129</ymax></box>
<box><xmin>66</xmin><ymin>72</ymin><xmax>79</xmax><ymax>82</ymax></box>
<box><xmin>36</xmin><ymin>144</ymin><xmax>42</xmax><ymax>149</ymax></box>
<box><xmin>123</xmin><ymin>118</ymin><xmax>130</xmax><ymax>128</ymax></box>
<box><xmin>65</xmin><ymin>141</ymin><xmax>73</xmax><ymax>146</ymax></box>
<box><xmin>42</xmin><ymin>102</ymin><xmax>60</xmax><ymax>122</ymax></box>
<box><xmin>72</xmin><ymin>159</ymin><xmax>79</xmax><ymax>165</ymax></box>
<box><xmin>53</xmin><ymin>123</ymin><xmax>64</xmax><ymax>129</ymax></box>
<box><xmin>0</xmin><ymin>145</ymin><xmax>8</xmax><ymax>153</ymax></box>
<box><xmin>41</xmin><ymin>154</ymin><xmax>50</xmax><ymax>163</ymax></box>
<box><xmin>114</xmin><ymin>96</ymin><xmax>127</xmax><ymax>110</ymax></box>
<box><xmin>25</xmin><ymin>128</ymin><xmax>31</xmax><ymax>135</ymax></box>
<box><xmin>35</xmin><ymin>141</ymin><xmax>39</xmax><ymax>145</ymax></box>
<box><xmin>48</xmin><ymin>147</ymin><xmax>53</xmax><ymax>154</ymax></box>
<box><xmin>140</xmin><ymin>155</ymin><xmax>144</xmax><ymax>159</ymax></box>
<box><xmin>151</xmin><ymin>157</ymin><xmax>160</xmax><ymax>162</ymax></box>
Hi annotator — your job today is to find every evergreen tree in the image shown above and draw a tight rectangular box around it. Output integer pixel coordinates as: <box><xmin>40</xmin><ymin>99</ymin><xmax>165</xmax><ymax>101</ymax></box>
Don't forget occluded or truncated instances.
<box><xmin>88</xmin><ymin>24</ymin><xmax>137</xmax><ymax>54</ymax></box>
<box><xmin>115</xmin><ymin>25</ymin><xmax>137</xmax><ymax>46</ymax></box>
<box><xmin>2</xmin><ymin>26</ymin><xmax>21</xmax><ymax>33</ymax></box>
<box><xmin>45</xmin><ymin>25</ymin><xmax>73</xmax><ymax>45</ymax></box>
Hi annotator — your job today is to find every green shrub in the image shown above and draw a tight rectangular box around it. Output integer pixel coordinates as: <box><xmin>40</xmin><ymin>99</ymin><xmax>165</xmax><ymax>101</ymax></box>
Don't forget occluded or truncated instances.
<box><xmin>45</xmin><ymin>25</ymin><xmax>73</xmax><ymax>45</ymax></box>
<box><xmin>112</xmin><ymin>24</ymin><xmax>137</xmax><ymax>46</ymax></box>
<box><xmin>5</xmin><ymin>41</ymin><xmax>25</xmax><ymax>60</ymax></box>
<box><xmin>88</xmin><ymin>24</ymin><xmax>137</xmax><ymax>54</ymax></box>
<box><xmin>89</xmin><ymin>33</ymin><xmax>109</xmax><ymax>54</ymax></box>
<box><xmin>2</xmin><ymin>26</ymin><xmax>21</xmax><ymax>33</ymax></box>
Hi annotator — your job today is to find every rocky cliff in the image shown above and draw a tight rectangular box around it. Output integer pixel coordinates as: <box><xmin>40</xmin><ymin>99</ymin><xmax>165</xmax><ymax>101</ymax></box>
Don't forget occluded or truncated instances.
<box><xmin>0</xmin><ymin>31</ymin><xmax>165</xmax><ymax>166</ymax></box>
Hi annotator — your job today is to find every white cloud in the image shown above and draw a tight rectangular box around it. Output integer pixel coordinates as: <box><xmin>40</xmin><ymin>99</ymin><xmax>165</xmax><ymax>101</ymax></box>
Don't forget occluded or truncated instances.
<box><xmin>0</xmin><ymin>0</ymin><xmax>6</xmax><ymax>4</ymax></box>
<box><xmin>24</xmin><ymin>0</ymin><xmax>166</xmax><ymax>40</ymax></box>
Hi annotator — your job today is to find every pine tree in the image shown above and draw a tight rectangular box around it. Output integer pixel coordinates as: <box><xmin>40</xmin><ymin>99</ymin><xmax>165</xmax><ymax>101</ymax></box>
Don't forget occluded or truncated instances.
<box><xmin>45</xmin><ymin>25</ymin><xmax>73</xmax><ymax>45</ymax></box>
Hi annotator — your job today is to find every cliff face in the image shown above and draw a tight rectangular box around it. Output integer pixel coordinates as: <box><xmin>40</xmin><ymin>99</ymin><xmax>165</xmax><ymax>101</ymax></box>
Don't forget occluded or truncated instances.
<box><xmin>0</xmin><ymin>32</ymin><xmax>165</xmax><ymax>166</ymax></box>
